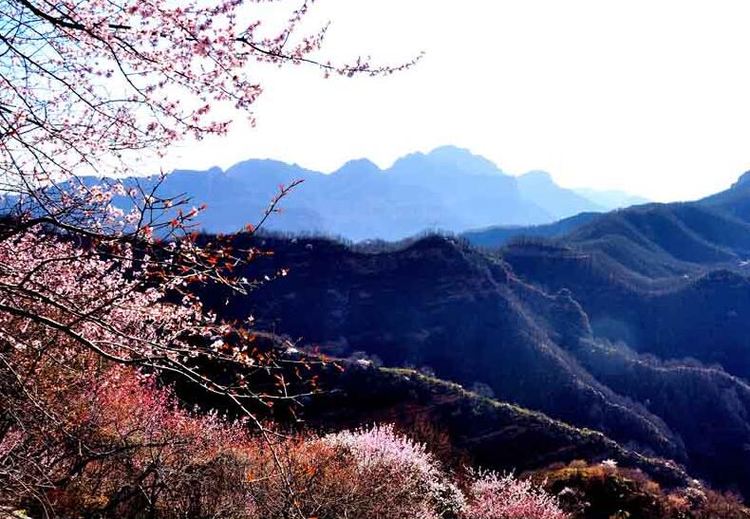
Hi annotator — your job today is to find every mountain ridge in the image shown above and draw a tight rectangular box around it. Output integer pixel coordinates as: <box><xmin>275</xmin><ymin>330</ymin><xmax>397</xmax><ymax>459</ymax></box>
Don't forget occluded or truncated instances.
<box><xmin>102</xmin><ymin>146</ymin><xmax>646</xmax><ymax>241</ymax></box>
<box><xmin>187</xmin><ymin>228</ymin><xmax>750</xmax><ymax>498</ymax></box>
<box><xmin>150</xmin><ymin>170</ymin><xmax>750</xmax><ymax>500</ymax></box>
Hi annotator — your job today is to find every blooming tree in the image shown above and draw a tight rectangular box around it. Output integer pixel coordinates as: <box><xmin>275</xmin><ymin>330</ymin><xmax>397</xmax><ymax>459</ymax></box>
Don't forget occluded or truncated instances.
<box><xmin>1</xmin><ymin>364</ymin><xmax>258</xmax><ymax>518</ymax></box>
<box><xmin>0</xmin><ymin>0</ymin><xmax>417</xmax><ymax>513</ymax></box>
<box><xmin>0</xmin><ymin>1</ymin><xmax>418</xmax><ymax>400</ymax></box>
<box><xmin>242</xmin><ymin>423</ymin><xmax>463</xmax><ymax>519</ymax></box>
<box><xmin>464</xmin><ymin>471</ymin><xmax>569</xmax><ymax>519</ymax></box>
<box><xmin>320</xmin><ymin>424</ymin><xmax>466</xmax><ymax>518</ymax></box>
<box><xmin>0</xmin><ymin>0</ymin><xmax>418</xmax><ymax>356</ymax></box>
<box><xmin>0</xmin><ymin>227</ymin><xmax>312</xmax><ymax>513</ymax></box>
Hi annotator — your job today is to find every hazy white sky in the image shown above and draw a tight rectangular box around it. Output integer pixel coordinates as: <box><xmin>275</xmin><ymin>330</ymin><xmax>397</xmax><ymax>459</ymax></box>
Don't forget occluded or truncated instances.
<box><xmin>165</xmin><ymin>0</ymin><xmax>750</xmax><ymax>202</ymax></box>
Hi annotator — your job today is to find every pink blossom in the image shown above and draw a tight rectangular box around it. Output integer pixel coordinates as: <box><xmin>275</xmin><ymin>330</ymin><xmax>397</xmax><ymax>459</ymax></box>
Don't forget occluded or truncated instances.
<box><xmin>464</xmin><ymin>471</ymin><xmax>568</xmax><ymax>519</ymax></box>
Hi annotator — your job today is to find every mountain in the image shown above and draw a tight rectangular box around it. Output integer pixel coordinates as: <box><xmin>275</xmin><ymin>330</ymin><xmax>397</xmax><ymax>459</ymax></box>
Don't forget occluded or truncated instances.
<box><xmin>487</xmin><ymin>174</ymin><xmax>750</xmax><ymax>376</ymax></box>
<box><xmin>183</xmin><ymin>173</ymin><xmax>750</xmax><ymax>497</ymax></box>
<box><xmin>699</xmin><ymin>169</ymin><xmax>750</xmax><ymax>222</ymax></box>
<box><xmin>161</xmin><ymin>167</ymin><xmax>750</xmax><ymax>501</ymax></box>
<box><xmin>487</xmin><ymin>173</ymin><xmax>750</xmax><ymax>356</ymax></box>
<box><xmin>187</xmin><ymin>224</ymin><xmax>750</xmax><ymax>498</ymax></box>
<box><xmin>457</xmin><ymin>173</ymin><xmax>750</xmax><ymax>495</ymax></box>
<box><xmin>467</xmin><ymin>179</ymin><xmax>750</xmax><ymax>275</ymax></box>
<box><xmin>517</xmin><ymin>171</ymin><xmax>605</xmax><ymax>220</ymax></box>
<box><xmin>107</xmin><ymin>146</ymin><xmax>611</xmax><ymax>241</ymax></box>
<box><xmin>197</xmin><ymin>235</ymin><xmax>681</xmax><ymax>458</ymax></box>
<box><xmin>574</xmin><ymin>188</ymin><xmax>650</xmax><ymax>210</ymax></box>
<box><xmin>462</xmin><ymin>212</ymin><xmax>602</xmax><ymax>249</ymax></box>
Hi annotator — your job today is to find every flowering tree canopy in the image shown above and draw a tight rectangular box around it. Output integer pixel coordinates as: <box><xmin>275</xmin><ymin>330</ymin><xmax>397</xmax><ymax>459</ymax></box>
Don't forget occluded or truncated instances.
<box><xmin>0</xmin><ymin>0</ymin><xmax>416</xmax><ymax>400</ymax></box>
<box><xmin>0</xmin><ymin>0</ymin><xmax>416</xmax><ymax>513</ymax></box>
<box><xmin>465</xmin><ymin>471</ymin><xmax>568</xmax><ymax>519</ymax></box>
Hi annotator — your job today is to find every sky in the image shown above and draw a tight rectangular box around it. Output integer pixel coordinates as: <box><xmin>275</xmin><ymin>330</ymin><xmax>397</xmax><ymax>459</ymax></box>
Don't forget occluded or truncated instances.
<box><xmin>164</xmin><ymin>0</ymin><xmax>750</xmax><ymax>202</ymax></box>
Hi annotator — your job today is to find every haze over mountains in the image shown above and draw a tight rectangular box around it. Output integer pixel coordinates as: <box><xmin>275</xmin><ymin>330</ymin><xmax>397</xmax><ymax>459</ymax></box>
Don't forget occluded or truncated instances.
<box><xmin>117</xmin><ymin>146</ymin><xmax>645</xmax><ymax>241</ymax></box>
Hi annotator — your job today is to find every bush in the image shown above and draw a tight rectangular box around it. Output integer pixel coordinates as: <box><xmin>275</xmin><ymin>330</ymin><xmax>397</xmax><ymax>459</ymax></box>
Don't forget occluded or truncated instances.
<box><xmin>464</xmin><ymin>471</ymin><xmax>568</xmax><ymax>519</ymax></box>
<box><xmin>321</xmin><ymin>425</ymin><xmax>465</xmax><ymax>518</ymax></box>
<box><xmin>536</xmin><ymin>460</ymin><xmax>750</xmax><ymax>519</ymax></box>
<box><xmin>39</xmin><ymin>368</ymin><xmax>258</xmax><ymax>519</ymax></box>
<box><xmin>243</xmin><ymin>424</ymin><xmax>464</xmax><ymax>519</ymax></box>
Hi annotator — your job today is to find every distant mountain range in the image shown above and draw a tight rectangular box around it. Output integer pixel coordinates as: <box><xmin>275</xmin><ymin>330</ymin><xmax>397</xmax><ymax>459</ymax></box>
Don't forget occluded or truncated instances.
<box><xmin>110</xmin><ymin>146</ymin><xmax>646</xmax><ymax>241</ymax></box>
<box><xmin>464</xmin><ymin>169</ymin><xmax>750</xmax><ymax>265</ymax></box>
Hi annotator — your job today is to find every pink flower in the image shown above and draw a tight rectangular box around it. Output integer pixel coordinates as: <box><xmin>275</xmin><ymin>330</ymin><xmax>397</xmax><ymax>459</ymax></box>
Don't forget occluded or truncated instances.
<box><xmin>464</xmin><ymin>472</ymin><xmax>568</xmax><ymax>519</ymax></box>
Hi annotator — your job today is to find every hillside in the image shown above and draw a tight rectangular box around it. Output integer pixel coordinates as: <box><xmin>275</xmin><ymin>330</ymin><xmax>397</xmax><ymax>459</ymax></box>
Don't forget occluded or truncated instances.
<box><xmin>504</xmin><ymin>247</ymin><xmax>750</xmax><ymax>379</ymax></box>
<box><xmin>163</xmin><ymin>332</ymin><xmax>691</xmax><ymax>502</ymax></box>
<box><xmin>464</xmin><ymin>177</ymin><xmax>750</xmax><ymax>375</ymax></box>
<box><xmin>467</xmin><ymin>171</ymin><xmax>750</xmax><ymax>272</ymax></box>
<box><xmin>463</xmin><ymin>212</ymin><xmax>601</xmax><ymax>248</ymax></box>
<box><xmin>467</xmin><ymin>203</ymin><xmax>750</xmax><ymax>280</ymax></box>
<box><xmin>301</xmin><ymin>363</ymin><xmax>689</xmax><ymax>487</ymax></box>
<box><xmin>318</xmin><ymin>365</ymin><xmax>750</xmax><ymax>517</ymax></box>
<box><xmin>490</xmin><ymin>176</ymin><xmax>750</xmax><ymax>380</ymax></box>
<box><xmin>189</xmin><ymin>230</ymin><xmax>750</xmax><ymax>499</ymax></box>
<box><xmin>199</xmin><ymin>235</ymin><xmax>682</xmax><ymax>453</ymax></box>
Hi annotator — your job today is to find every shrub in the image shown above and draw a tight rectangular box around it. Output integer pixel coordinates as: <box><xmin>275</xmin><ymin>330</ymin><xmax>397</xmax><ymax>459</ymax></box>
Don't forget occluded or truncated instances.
<box><xmin>39</xmin><ymin>367</ymin><xmax>258</xmax><ymax>519</ymax></box>
<box><xmin>536</xmin><ymin>460</ymin><xmax>750</xmax><ymax>519</ymax></box>
<box><xmin>321</xmin><ymin>425</ymin><xmax>465</xmax><ymax>518</ymax></box>
<box><xmin>244</xmin><ymin>424</ymin><xmax>464</xmax><ymax>519</ymax></box>
<box><xmin>464</xmin><ymin>471</ymin><xmax>568</xmax><ymax>519</ymax></box>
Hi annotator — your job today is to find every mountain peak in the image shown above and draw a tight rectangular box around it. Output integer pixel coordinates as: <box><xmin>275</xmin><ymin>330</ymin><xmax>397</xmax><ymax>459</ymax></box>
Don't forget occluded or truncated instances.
<box><xmin>389</xmin><ymin>145</ymin><xmax>504</xmax><ymax>178</ymax></box>
<box><xmin>225</xmin><ymin>158</ymin><xmax>294</xmax><ymax>175</ymax></box>
<box><xmin>426</xmin><ymin>145</ymin><xmax>496</xmax><ymax>169</ymax></box>
<box><xmin>427</xmin><ymin>145</ymin><xmax>474</xmax><ymax>157</ymax></box>
<box><xmin>518</xmin><ymin>170</ymin><xmax>554</xmax><ymax>185</ymax></box>
<box><xmin>333</xmin><ymin>158</ymin><xmax>381</xmax><ymax>176</ymax></box>
<box><xmin>731</xmin><ymin>171</ymin><xmax>750</xmax><ymax>190</ymax></box>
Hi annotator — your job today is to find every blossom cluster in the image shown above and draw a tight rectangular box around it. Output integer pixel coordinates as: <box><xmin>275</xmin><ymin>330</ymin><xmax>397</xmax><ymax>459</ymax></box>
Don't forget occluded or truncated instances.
<box><xmin>465</xmin><ymin>471</ymin><xmax>569</xmax><ymax>519</ymax></box>
<box><xmin>321</xmin><ymin>425</ymin><xmax>466</xmax><ymax>518</ymax></box>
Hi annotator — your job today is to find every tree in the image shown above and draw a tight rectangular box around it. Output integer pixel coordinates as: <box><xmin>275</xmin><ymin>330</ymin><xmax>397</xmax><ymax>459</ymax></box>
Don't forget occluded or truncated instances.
<box><xmin>0</xmin><ymin>0</ymin><xmax>418</xmax><ymax>398</ymax></box>
<box><xmin>464</xmin><ymin>471</ymin><xmax>568</xmax><ymax>519</ymax></box>
<box><xmin>0</xmin><ymin>0</ymin><xmax>416</xmax><ymax>513</ymax></box>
